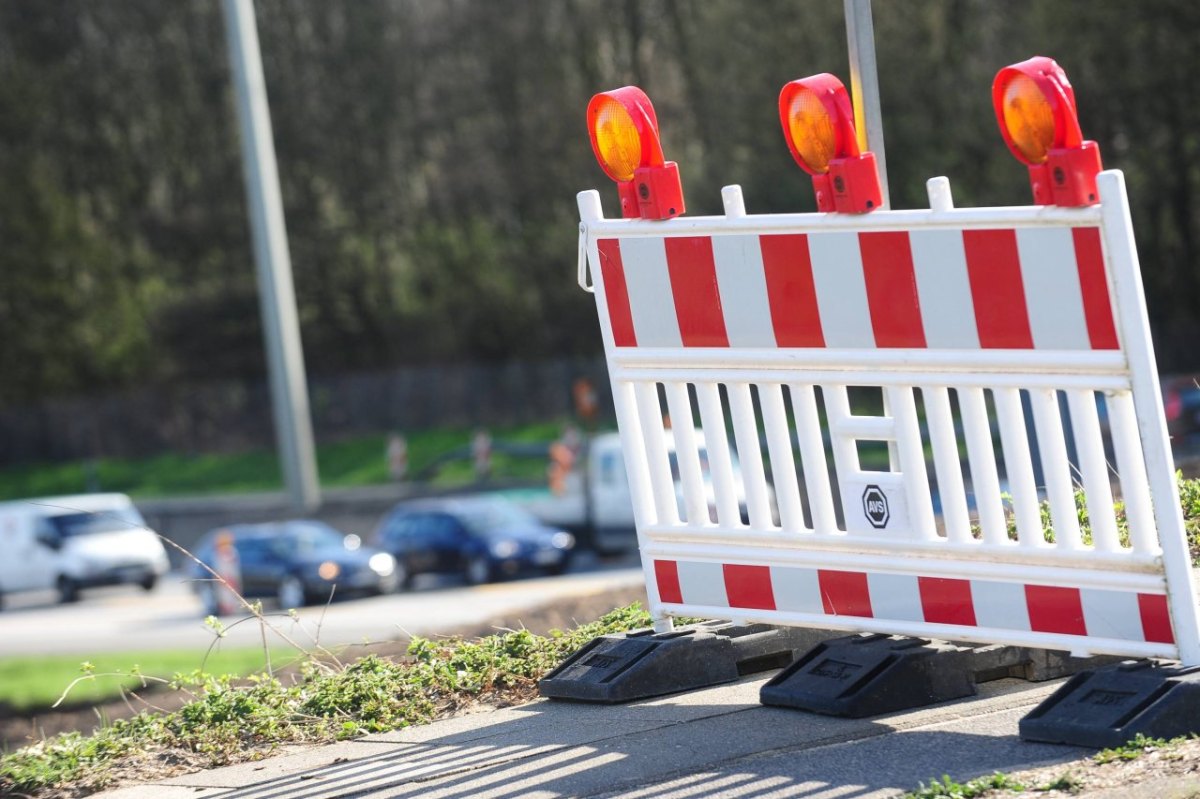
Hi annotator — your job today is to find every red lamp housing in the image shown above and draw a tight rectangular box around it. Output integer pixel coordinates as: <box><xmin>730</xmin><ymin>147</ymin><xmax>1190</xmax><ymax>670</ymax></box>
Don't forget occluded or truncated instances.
<box><xmin>992</xmin><ymin>56</ymin><xmax>1103</xmax><ymax>206</ymax></box>
<box><xmin>778</xmin><ymin>74</ymin><xmax>883</xmax><ymax>214</ymax></box>
<box><xmin>586</xmin><ymin>86</ymin><xmax>685</xmax><ymax>220</ymax></box>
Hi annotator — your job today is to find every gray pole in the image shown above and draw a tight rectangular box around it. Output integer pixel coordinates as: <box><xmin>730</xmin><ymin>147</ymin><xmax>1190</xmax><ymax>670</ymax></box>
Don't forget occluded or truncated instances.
<box><xmin>221</xmin><ymin>0</ymin><xmax>320</xmax><ymax>511</ymax></box>
<box><xmin>844</xmin><ymin>0</ymin><xmax>890</xmax><ymax>209</ymax></box>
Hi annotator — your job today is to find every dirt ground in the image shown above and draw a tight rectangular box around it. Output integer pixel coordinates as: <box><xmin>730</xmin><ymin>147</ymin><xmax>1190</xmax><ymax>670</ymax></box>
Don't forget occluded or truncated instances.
<box><xmin>0</xmin><ymin>582</ymin><xmax>649</xmax><ymax>752</ymax></box>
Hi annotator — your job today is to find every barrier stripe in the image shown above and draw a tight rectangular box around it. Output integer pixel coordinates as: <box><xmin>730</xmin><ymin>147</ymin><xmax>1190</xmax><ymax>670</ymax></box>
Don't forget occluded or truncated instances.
<box><xmin>1073</xmin><ymin>227</ymin><xmax>1120</xmax><ymax>350</ymax></box>
<box><xmin>760</xmin><ymin>233</ymin><xmax>825</xmax><ymax>347</ymax></box>
<box><xmin>654</xmin><ymin>558</ymin><xmax>1175</xmax><ymax>645</ymax></box>
<box><xmin>596</xmin><ymin>239</ymin><xmax>637</xmax><ymax>347</ymax></box>
<box><xmin>664</xmin><ymin>236</ymin><xmax>729</xmax><ymax>347</ymax></box>
<box><xmin>963</xmin><ymin>229</ymin><xmax>1034</xmax><ymax>349</ymax></box>
<box><xmin>860</xmin><ymin>231</ymin><xmax>927</xmax><ymax>348</ymax></box>
<box><xmin>599</xmin><ymin>226</ymin><xmax>1118</xmax><ymax>352</ymax></box>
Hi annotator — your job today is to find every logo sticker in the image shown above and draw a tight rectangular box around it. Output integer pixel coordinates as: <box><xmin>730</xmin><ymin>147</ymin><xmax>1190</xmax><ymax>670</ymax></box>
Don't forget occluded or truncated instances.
<box><xmin>862</xmin><ymin>485</ymin><xmax>890</xmax><ymax>529</ymax></box>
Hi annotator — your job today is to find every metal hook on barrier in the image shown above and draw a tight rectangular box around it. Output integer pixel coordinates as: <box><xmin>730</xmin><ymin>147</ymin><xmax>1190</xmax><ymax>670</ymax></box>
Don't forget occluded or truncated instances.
<box><xmin>577</xmin><ymin>223</ymin><xmax>593</xmax><ymax>293</ymax></box>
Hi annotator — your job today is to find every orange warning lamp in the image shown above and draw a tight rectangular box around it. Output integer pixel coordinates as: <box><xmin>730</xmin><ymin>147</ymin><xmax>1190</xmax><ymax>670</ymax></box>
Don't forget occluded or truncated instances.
<box><xmin>993</xmin><ymin>56</ymin><xmax>1103</xmax><ymax>207</ymax></box>
<box><xmin>778</xmin><ymin>74</ymin><xmax>883</xmax><ymax>214</ymax></box>
<box><xmin>586</xmin><ymin>86</ymin><xmax>685</xmax><ymax>220</ymax></box>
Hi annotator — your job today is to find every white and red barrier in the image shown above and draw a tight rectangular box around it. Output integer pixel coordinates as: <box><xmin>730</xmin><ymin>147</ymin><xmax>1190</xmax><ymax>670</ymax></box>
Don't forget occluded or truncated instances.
<box><xmin>578</xmin><ymin>172</ymin><xmax>1200</xmax><ymax>664</ymax></box>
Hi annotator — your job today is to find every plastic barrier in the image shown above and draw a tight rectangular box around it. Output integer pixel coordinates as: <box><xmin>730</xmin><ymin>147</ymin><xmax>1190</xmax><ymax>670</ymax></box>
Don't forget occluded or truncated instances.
<box><xmin>576</xmin><ymin>172</ymin><xmax>1200</xmax><ymax>666</ymax></box>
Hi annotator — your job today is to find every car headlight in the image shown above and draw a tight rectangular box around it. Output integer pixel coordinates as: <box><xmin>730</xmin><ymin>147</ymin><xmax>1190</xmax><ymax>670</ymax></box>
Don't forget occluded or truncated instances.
<box><xmin>368</xmin><ymin>553</ymin><xmax>395</xmax><ymax>577</ymax></box>
<box><xmin>551</xmin><ymin>532</ymin><xmax>575</xmax><ymax>550</ymax></box>
<box><xmin>490</xmin><ymin>539</ymin><xmax>519</xmax><ymax>559</ymax></box>
<box><xmin>318</xmin><ymin>561</ymin><xmax>341</xmax><ymax>581</ymax></box>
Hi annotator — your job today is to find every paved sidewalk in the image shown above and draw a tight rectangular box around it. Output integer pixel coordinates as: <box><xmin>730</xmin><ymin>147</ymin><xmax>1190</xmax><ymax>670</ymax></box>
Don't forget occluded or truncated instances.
<box><xmin>93</xmin><ymin>675</ymin><xmax>1089</xmax><ymax>799</ymax></box>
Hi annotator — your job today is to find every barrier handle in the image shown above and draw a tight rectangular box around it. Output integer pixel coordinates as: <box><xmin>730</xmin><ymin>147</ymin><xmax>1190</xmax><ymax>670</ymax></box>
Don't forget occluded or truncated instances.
<box><xmin>577</xmin><ymin>190</ymin><xmax>603</xmax><ymax>293</ymax></box>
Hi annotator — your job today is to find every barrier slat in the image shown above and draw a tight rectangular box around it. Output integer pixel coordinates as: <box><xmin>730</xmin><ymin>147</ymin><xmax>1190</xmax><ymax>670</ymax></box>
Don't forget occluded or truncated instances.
<box><xmin>633</xmin><ymin>381</ymin><xmax>680</xmax><ymax>527</ymax></box>
<box><xmin>923</xmin><ymin>386</ymin><xmax>972</xmax><ymax>545</ymax></box>
<box><xmin>959</xmin><ymin>388</ymin><xmax>1007</xmax><ymax>545</ymax></box>
<box><xmin>759</xmin><ymin>383</ymin><xmax>806</xmax><ymax>533</ymax></box>
<box><xmin>664</xmin><ymin>382</ymin><xmax>709</xmax><ymax>526</ymax></box>
<box><xmin>888</xmin><ymin>386</ymin><xmax>938</xmax><ymax>542</ymax></box>
<box><xmin>791</xmin><ymin>384</ymin><xmax>839</xmax><ymax>535</ymax></box>
<box><xmin>1066</xmin><ymin>389</ymin><xmax>1121</xmax><ymax>553</ymax></box>
<box><xmin>728</xmin><ymin>382</ymin><xmax>774</xmax><ymax>529</ymax></box>
<box><xmin>1108</xmin><ymin>391</ymin><xmax>1157</xmax><ymax>555</ymax></box>
<box><xmin>1030</xmin><ymin>388</ymin><xmax>1084</xmax><ymax>550</ymax></box>
<box><xmin>694</xmin><ymin>382</ymin><xmax>741</xmax><ymax>527</ymax></box>
<box><xmin>993</xmin><ymin>387</ymin><xmax>1045</xmax><ymax>550</ymax></box>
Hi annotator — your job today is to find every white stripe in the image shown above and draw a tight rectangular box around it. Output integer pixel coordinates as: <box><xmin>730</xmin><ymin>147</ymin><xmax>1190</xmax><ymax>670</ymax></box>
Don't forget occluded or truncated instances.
<box><xmin>620</xmin><ymin>237</ymin><xmax>682</xmax><ymax>348</ymax></box>
<box><xmin>1081</xmin><ymin>588</ymin><xmax>1146</xmax><ymax>642</ymax></box>
<box><xmin>676</xmin><ymin>561</ymin><xmax>728</xmax><ymax>608</ymax></box>
<box><xmin>867</xmin><ymin>573</ymin><xmax>924</xmax><ymax>622</ymax></box>
<box><xmin>909</xmin><ymin>229</ymin><xmax>980</xmax><ymax>349</ymax></box>
<box><xmin>808</xmin><ymin>232</ymin><xmax>875</xmax><ymax>348</ymax></box>
<box><xmin>711</xmin><ymin>234</ymin><xmax>776</xmax><ymax>347</ymax></box>
<box><xmin>971</xmin><ymin>580</ymin><xmax>1031</xmax><ymax>632</ymax></box>
<box><xmin>768</xmin><ymin>566</ymin><xmax>824</xmax><ymax>613</ymax></box>
<box><xmin>1016</xmin><ymin>227</ymin><xmax>1091</xmax><ymax>350</ymax></box>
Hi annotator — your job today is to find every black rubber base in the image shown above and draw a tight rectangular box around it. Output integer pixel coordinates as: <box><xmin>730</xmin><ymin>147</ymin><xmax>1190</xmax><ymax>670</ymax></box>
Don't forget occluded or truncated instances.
<box><xmin>1020</xmin><ymin>661</ymin><xmax>1200</xmax><ymax>748</ymax></box>
<box><xmin>538</xmin><ymin>621</ymin><xmax>826</xmax><ymax>703</ymax></box>
<box><xmin>760</xmin><ymin>633</ymin><xmax>1117</xmax><ymax>718</ymax></box>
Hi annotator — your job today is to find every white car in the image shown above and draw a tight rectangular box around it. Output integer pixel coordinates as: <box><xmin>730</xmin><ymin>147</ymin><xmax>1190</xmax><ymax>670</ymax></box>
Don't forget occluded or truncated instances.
<box><xmin>0</xmin><ymin>493</ymin><xmax>170</xmax><ymax>607</ymax></box>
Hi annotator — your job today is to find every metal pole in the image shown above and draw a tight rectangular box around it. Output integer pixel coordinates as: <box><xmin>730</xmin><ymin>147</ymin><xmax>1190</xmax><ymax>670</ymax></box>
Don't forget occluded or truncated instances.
<box><xmin>844</xmin><ymin>0</ymin><xmax>890</xmax><ymax>209</ymax></box>
<box><xmin>221</xmin><ymin>0</ymin><xmax>320</xmax><ymax>511</ymax></box>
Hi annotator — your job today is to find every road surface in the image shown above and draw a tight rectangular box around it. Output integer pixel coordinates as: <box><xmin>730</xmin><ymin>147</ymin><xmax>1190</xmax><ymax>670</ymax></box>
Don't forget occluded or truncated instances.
<box><xmin>0</xmin><ymin>557</ymin><xmax>644</xmax><ymax>656</ymax></box>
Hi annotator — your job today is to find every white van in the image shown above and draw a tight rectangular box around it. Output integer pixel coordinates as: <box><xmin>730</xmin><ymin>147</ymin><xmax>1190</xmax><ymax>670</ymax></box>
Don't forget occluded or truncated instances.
<box><xmin>0</xmin><ymin>493</ymin><xmax>170</xmax><ymax>608</ymax></box>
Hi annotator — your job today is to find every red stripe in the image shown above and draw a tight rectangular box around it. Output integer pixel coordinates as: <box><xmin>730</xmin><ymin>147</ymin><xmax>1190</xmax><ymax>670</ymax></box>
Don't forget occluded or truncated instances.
<box><xmin>1137</xmin><ymin>593</ymin><xmax>1175</xmax><ymax>644</ymax></box>
<box><xmin>918</xmin><ymin>577</ymin><xmax>977</xmax><ymax>627</ymax></box>
<box><xmin>596</xmin><ymin>239</ymin><xmax>637</xmax><ymax>347</ymax></box>
<box><xmin>1073</xmin><ymin>227</ymin><xmax>1119</xmax><ymax>350</ymax></box>
<box><xmin>654</xmin><ymin>560</ymin><xmax>682</xmax><ymax>604</ymax></box>
<box><xmin>759</xmin><ymin>233</ymin><xmax>825</xmax><ymax>347</ymax></box>
<box><xmin>817</xmin><ymin>570</ymin><xmax>873</xmax><ymax>618</ymax></box>
<box><xmin>1026</xmin><ymin>585</ymin><xmax>1087</xmax><ymax>636</ymax></box>
<box><xmin>962</xmin><ymin>229</ymin><xmax>1034</xmax><ymax>349</ymax></box>
<box><xmin>723</xmin><ymin>564</ymin><xmax>776</xmax><ymax>610</ymax></box>
<box><xmin>664</xmin><ymin>236</ymin><xmax>729</xmax><ymax>347</ymax></box>
<box><xmin>859</xmin><ymin>231</ymin><xmax>927</xmax><ymax>348</ymax></box>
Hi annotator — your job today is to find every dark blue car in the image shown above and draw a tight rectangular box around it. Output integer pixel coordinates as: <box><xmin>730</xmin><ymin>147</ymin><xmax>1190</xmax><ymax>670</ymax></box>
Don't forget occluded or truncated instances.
<box><xmin>189</xmin><ymin>520</ymin><xmax>399</xmax><ymax>615</ymax></box>
<box><xmin>372</xmin><ymin>496</ymin><xmax>575</xmax><ymax>586</ymax></box>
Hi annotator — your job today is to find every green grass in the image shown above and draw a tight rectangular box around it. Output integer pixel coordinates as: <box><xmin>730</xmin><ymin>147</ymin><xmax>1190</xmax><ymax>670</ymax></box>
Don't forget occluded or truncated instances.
<box><xmin>906</xmin><ymin>772</ymin><xmax>1026</xmax><ymax>798</ymax></box>
<box><xmin>0</xmin><ymin>602</ymin><xmax>657</xmax><ymax>796</ymax></box>
<box><xmin>0</xmin><ymin>647</ymin><xmax>289</xmax><ymax>712</ymax></box>
<box><xmin>0</xmin><ymin>421</ymin><xmax>576</xmax><ymax>501</ymax></box>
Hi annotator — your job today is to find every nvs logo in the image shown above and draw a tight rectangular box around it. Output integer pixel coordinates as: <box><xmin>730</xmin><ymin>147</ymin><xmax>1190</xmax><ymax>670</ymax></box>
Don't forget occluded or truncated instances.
<box><xmin>862</xmin><ymin>485</ymin><xmax>889</xmax><ymax>529</ymax></box>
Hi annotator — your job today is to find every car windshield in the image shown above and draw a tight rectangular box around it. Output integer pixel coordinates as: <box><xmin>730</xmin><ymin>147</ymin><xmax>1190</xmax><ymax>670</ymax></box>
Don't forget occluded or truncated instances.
<box><xmin>50</xmin><ymin>507</ymin><xmax>147</xmax><ymax>538</ymax></box>
<box><xmin>457</xmin><ymin>501</ymin><xmax>538</xmax><ymax>535</ymax></box>
<box><xmin>271</xmin><ymin>523</ymin><xmax>346</xmax><ymax>556</ymax></box>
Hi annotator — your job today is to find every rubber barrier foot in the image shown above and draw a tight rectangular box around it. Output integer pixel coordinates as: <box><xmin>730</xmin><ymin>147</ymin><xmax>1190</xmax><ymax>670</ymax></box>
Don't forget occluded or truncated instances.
<box><xmin>759</xmin><ymin>634</ymin><xmax>1118</xmax><ymax>718</ymax></box>
<box><xmin>538</xmin><ymin>621</ymin><xmax>825</xmax><ymax>703</ymax></box>
<box><xmin>1020</xmin><ymin>660</ymin><xmax>1200</xmax><ymax>748</ymax></box>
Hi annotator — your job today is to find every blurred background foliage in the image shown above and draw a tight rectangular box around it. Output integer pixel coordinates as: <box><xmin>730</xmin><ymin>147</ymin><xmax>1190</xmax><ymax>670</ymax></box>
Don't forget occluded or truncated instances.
<box><xmin>0</xmin><ymin>0</ymin><xmax>1198</xmax><ymax>408</ymax></box>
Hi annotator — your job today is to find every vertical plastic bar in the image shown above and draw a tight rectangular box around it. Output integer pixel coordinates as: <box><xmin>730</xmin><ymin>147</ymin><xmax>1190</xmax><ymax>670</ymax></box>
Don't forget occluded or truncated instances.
<box><xmin>759</xmin><ymin>383</ymin><xmax>805</xmax><ymax>532</ymax></box>
<box><xmin>610</xmin><ymin>380</ymin><xmax>672</xmax><ymax>631</ymax></box>
<box><xmin>633</xmin><ymin>382</ymin><xmax>680</xmax><ymax>527</ymax></box>
<box><xmin>993</xmin><ymin>388</ymin><xmax>1045</xmax><ymax>549</ymax></box>
<box><xmin>1101</xmin><ymin>170</ymin><xmax>1200</xmax><ymax>664</ymax></box>
<box><xmin>791</xmin><ymin>384</ymin><xmax>839</xmax><ymax>534</ymax></box>
<box><xmin>959</xmin><ymin>388</ymin><xmax>1007</xmax><ymax>546</ymax></box>
<box><xmin>923</xmin><ymin>386</ymin><xmax>972</xmax><ymax>544</ymax></box>
<box><xmin>1107</xmin><ymin>392</ymin><xmax>1157</xmax><ymax>553</ymax></box>
<box><xmin>823</xmin><ymin>385</ymin><xmax>862</xmax><ymax>484</ymax></box>
<box><xmin>695</xmin><ymin>382</ymin><xmax>742</xmax><ymax>527</ymax></box>
<box><xmin>664</xmin><ymin>382</ymin><xmax>709</xmax><ymax>527</ymax></box>
<box><xmin>728</xmin><ymin>382</ymin><xmax>773</xmax><ymax>529</ymax></box>
<box><xmin>1066</xmin><ymin>390</ymin><xmax>1121</xmax><ymax>552</ymax></box>
<box><xmin>887</xmin><ymin>386</ymin><xmax>938</xmax><ymax>541</ymax></box>
<box><xmin>1029</xmin><ymin>388</ymin><xmax>1084</xmax><ymax>550</ymax></box>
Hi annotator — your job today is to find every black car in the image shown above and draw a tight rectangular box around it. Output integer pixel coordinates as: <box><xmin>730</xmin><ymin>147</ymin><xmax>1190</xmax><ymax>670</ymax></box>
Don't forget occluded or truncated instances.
<box><xmin>189</xmin><ymin>520</ymin><xmax>399</xmax><ymax>615</ymax></box>
<box><xmin>372</xmin><ymin>496</ymin><xmax>575</xmax><ymax>586</ymax></box>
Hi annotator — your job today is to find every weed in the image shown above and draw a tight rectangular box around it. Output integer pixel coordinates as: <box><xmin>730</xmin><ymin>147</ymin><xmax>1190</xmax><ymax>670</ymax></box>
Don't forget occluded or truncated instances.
<box><xmin>1094</xmin><ymin>733</ymin><xmax>1185</xmax><ymax>764</ymax></box>
<box><xmin>907</xmin><ymin>771</ymin><xmax>1025</xmax><ymax>798</ymax></box>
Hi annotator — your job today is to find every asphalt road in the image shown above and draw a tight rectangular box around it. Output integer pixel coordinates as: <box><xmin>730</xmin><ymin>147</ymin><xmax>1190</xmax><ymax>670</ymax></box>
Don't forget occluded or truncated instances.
<box><xmin>0</xmin><ymin>556</ymin><xmax>644</xmax><ymax>656</ymax></box>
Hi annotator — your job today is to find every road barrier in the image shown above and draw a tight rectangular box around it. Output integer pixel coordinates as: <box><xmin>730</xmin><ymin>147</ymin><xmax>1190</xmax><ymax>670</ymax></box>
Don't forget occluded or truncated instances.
<box><xmin>575</xmin><ymin>172</ymin><xmax>1200</xmax><ymax>666</ymax></box>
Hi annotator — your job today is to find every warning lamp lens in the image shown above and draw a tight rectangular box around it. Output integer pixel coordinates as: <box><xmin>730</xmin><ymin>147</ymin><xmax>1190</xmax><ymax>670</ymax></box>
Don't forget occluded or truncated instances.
<box><xmin>1001</xmin><ymin>73</ymin><xmax>1056</xmax><ymax>165</ymax></box>
<box><xmin>591</xmin><ymin>96</ymin><xmax>642</xmax><ymax>182</ymax></box>
<box><xmin>785</xmin><ymin>87</ymin><xmax>837</xmax><ymax>174</ymax></box>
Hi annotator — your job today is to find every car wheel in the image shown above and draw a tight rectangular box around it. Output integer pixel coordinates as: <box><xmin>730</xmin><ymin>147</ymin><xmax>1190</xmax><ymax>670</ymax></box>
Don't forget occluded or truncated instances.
<box><xmin>465</xmin><ymin>555</ymin><xmax>493</xmax><ymax>586</ymax></box>
<box><xmin>198</xmin><ymin>583</ymin><xmax>220</xmax><ymax>617</ymax></box>
<box><xmin>140</xmin><ymin>574</ymin><xmax>158</xmax><ymax>592</ymax></box>
<box><xmin>277</xmin><ymin>575</ymin><xmax>307</xmax><ymax>610</ymax></box>
<box><xmin>57</xmin><ymin>576</ymin><xmax>80</xmax><ymax>604</ymax></box>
